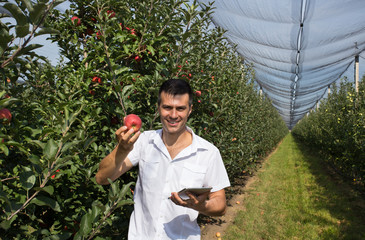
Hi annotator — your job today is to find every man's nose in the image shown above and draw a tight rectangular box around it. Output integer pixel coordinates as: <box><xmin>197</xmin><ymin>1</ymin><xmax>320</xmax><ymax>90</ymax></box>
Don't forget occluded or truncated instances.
<box><xmin>170</xmin><ymin>109</ymin><xmax>178</xmax><ymax>118</ymax></box>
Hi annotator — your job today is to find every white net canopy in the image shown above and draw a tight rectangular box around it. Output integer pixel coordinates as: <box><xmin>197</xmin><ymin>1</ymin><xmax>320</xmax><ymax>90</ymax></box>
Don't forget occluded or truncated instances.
<box><xmin>197</xmin><ymin>0</ymin><xmax>365</xmax><ymax>129</ymax></box>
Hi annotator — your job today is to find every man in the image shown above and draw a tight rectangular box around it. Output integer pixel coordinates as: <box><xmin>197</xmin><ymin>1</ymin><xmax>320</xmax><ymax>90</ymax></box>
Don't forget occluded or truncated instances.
<box><xmin>95</xmin><ymin>79</ymin><xmax>230</xmax><ymax>239</ymax></box>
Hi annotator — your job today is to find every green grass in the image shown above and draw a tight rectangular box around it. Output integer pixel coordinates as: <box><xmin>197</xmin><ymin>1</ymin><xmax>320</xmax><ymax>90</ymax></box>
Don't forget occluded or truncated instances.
<box><xmin>224</xmin><ymin>134</ymin><xmax>365</xmax><ymax>240</ymax></box>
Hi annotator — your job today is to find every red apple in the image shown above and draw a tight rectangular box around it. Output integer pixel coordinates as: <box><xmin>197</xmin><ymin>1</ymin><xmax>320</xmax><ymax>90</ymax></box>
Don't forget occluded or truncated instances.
<box><xmin>195</xmin><ymin>90</ymin><xmax>201</xmax><ymax>97</ymax></box>
<box><xmin>134</xmin><ymin>55</ymin><xmax>142</xmax><ymax>62</ymax></box>
<box><xmin>96</xmin><ymin>31</ymin><xmax>102</xmax><ymax>39</ymax></box>
<box><xmin>71</xmin><ymin>16</ymin><xmax>81</xmax><ymax>26</ymax></box>
<box><xmin>0</xmin><ymin>108</ymin><xmax>12</xmax><ymax>123</ymax></box>
<box><xmin>107</xmin><ymin>10</ymin><xmax>116</xmax><ymax>18</ymax></box>
<box><xmin>92</xmin><ymin>76</ymin><xmax>100</xmax><ymax>83</ymax></box>
<box><xmin>124</xmin><ymin>114</ymin><xmax>142</xmax><ymax>131</ymax></box>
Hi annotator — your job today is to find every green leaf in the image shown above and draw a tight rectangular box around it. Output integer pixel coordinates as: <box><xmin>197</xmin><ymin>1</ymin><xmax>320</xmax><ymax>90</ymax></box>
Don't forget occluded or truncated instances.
<box><xmin>15</xmin><ymin>24</ymin><xmax>30</xmax><ymax>38</ymax></box>
<box><xmin>41</xmin><ymin>128</ymin><xmax>55</xmax><ymax>138</ymax></box>
<box><xmin>0</xmin><ymin>215</ymin><xmax>17</xmax><ymax>230</ymax></box>
<box><xmin>19</xmin><ymin>166</ymin><xmax>36</xmax><ymax>190</ymax></box>
<box><xmin>116</xmin><ymin>199</ymin><xmax>134</xmax><ymax>208</ymax></box>
<box><xmin>114</xmin><ymin>66</ymin><xmax>130</xmax><ymax>75</ymax></box>
<box><xmin>30</xmin><ymin>195</ymin><xmax>61</xmax><ymax>212</ymax></box>
<box><xmin>31</xmin><ymin>140</ymin><xmax>46</xmax><ymax>149</ymax></box>
<box><xmin>28</xmin><ymin>154</ymin><xmax>41</xmax><ymax>165</ymax></box>
<box><xmin>0</xmin><ymin>191</ymin><xmax>12</xmax><ymax>211</ymax></box>
<box><xmin>18</xmin><ymin>43</ymin><xmax>43</xmax><ymax>56</ymax></box>
<box><xmin>43</xmin><ymin>139</ymin><xmax>58</xmax><ymax>160</ymax></box>
<box><xmin>29</xmin><ymin>2</ymin><xmax>47</xmax><ymax>25</ymax></box>
<box><xmin>2</xmin><ymin>3</ymin><xmax>27</xmax><ymax>26</ymax></box>
<box><xmin>34</xmin><ymin>27</ymin><xmax>60</xmax><ymax>37</ymax></box>
<box><xmin>121</xmin><ymin>84</ymin><xmax>133</xmax><ymax>100</ymax></box>
<box><xmin>122</xmin><ymin>44</ymin><xmax>129</xmax><ymax>54</ymax></box>
<box><xmin>83</xmin><ymin>137</ymin><xmax>96</xmax><ymax>150</ymax></box>
<box><xmin>62</xmin><ymin>132</ymin><xmax>78</xmax><ymax>143</ymax></box>
<box><xmin>119</xmin><ymin>181</ymin><xmax>134</xmax><ymax>200</ymax></box>
<box><xmin>34</xmin><ymin>185</ymin><xmax>54</xmax><ymax>195</ymax></box>
<box><xmin>0</xmin><ymin>144</ymin><xmax>9</xmax><ymax>156</ymax></box>
<box><xmin>91</xmin><ymin>204</ymin><xmax>101</xmax><ymax>222</ymax></box>
<box><xmin>109</xmin><ymin>179</ymin><xmax>118</xmax><ymax>197</ymax></box>
<box><xmin>61</xmin><ymin>140</ymin><xmax>80</xmax><ymax>153</ymax></box>
<box><xmin>0</xmin><ymin>97</ymin><xmax>19</xmax><ymax>107</ymax></box>
<box><xmin>93</xmin><ymin>237</ymin><xmax>106</xmax><ymax>240</ymax></box>
<box><xmin>147</xmin><ymin>45</ymin><xmax>155</xmax><ymax>56</ymax></box>
<box><xmin>19</xmin><ymin>0</ymin><xmax>34</xmax><ymax>13</ymax></box>
<box><xmin>79</xmin><ymin>212</ymin><xmax>92</xmax><ymax>236</ymax></box>
<box><xmin>0</xmin><ymin>26</ymin><xmax>12</xmax><ymax>53</ymax></box>
<box><xmin>43</xmin><ymin>232</ymin><xmax>73</xmax><ymax>240</ymax></box>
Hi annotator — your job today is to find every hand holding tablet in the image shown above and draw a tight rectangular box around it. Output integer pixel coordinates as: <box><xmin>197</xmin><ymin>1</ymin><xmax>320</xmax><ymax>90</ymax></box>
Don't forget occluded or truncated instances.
<box><xmin>177</xmin><ymin>187</ymin><xmax>212</xmax><ymax>200</ymax></box>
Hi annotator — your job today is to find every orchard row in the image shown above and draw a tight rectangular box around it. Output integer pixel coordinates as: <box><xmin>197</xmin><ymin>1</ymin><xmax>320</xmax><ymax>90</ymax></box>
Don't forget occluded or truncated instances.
<box><xmin>0</xmin><ymin>0</ymin><xmax>287</xmax><ymax>239</ymax></box>
<box><xmin>292</xmin><ymin>78</ymin><xmax>364</xmax><ymax>188</ymax></box>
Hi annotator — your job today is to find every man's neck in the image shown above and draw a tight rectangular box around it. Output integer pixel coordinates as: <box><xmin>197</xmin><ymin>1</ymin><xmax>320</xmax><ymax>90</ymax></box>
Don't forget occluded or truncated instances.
<box><xmin>162</xmin><ymin>128</ymin><xmax>191</xmax><ymax>148</ymax></box>
<box><xmin>162</xmin><ymin>128</ymin><xmax>192</xmax><ymax>159</ymax></box>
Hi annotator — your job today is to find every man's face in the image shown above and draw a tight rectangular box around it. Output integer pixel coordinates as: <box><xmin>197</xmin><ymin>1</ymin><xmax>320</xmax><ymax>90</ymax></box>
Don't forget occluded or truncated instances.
<box><xmin>158</xmin><ymin>91</ymin><xmax>192</xmax><ymax>136</ymax></box>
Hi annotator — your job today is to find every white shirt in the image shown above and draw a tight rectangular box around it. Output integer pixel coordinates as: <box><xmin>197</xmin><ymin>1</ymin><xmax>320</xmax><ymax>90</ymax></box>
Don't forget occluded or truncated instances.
<box><xmin>127</xmin><ymin>127</ymin><xmax>230</xmax><ymax>240</ymax></box>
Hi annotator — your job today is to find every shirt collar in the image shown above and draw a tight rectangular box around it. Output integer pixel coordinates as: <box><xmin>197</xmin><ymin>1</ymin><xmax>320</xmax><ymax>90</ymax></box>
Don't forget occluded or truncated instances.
<box><xmin>151</xmin><ymin>126</ymin><xmax>209</xmax><ymax>156</ymax></box>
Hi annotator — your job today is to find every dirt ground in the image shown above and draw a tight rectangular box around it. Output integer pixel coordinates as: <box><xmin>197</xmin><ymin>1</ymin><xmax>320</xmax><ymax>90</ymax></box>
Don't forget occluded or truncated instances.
<box><xmin>199</xmin><ymin>148</ymin><xmax>278</xmax><ymax>240</ymax></box>
<box><xmin>199</xmin><ymin>172</ymin><xmax>258</xmax><ymax>240</ymax></box>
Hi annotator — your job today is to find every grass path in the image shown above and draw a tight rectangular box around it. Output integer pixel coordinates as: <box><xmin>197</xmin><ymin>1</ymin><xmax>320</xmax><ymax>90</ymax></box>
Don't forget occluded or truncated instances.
<box><xmin>220</xmin><ymin>134</ymin><xmax>365</xmax><ymax>240</ymax></box>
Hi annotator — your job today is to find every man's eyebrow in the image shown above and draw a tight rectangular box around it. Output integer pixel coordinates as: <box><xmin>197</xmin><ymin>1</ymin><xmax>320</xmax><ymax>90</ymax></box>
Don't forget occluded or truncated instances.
<box><xmin>161</xmin><ymin>104</ymin><xmax>187</xmax><ymax>108</ymax></box>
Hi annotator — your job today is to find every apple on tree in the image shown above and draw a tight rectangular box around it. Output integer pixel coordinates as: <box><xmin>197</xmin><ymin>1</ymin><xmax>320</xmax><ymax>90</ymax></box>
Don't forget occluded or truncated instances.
<box><xmin>0</xmin><ymin>108</ymin><xmax>12</xmax><ymax>123</ymax></box>
<box><xmin>107</xmin><ymin>10</ymin><xmax>116</xmax><ymax>18</ymax></box>
<box><xmin>71</xmin><ymin>16</ymin><xmax>81</xmax><ymax>26</ymax></box>
<box><xmin>134</xmin><ymin>55</ymin><xmax>142</xmax><ymax>62</ymax></box>
<box><xmin>124</xmin><ymin>114</ymin><xmax>142</xmax><ymax>131</ymax></box>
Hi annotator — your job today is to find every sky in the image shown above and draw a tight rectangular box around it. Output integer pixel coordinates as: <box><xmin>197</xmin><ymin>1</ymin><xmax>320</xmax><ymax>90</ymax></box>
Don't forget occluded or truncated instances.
<box><xmin>32</xmin><ymin>1</ymin><xmax>71</xmax><ymax>65</ymax></box>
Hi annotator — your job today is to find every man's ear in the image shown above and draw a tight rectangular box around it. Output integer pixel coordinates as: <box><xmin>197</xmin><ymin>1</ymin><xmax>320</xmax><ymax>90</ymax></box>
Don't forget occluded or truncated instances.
<box><xmin>188</xmin><ymin>105</ymin><xmax>193</xmax><ymax>116</ymax></box>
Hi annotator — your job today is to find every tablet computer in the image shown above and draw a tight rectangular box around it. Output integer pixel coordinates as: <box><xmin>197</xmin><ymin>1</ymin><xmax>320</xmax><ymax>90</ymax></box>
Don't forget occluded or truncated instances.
<box><xmin>178</xmin><ymin>187</ymin><xmax>212</xmax><ymax>199</ymax></box>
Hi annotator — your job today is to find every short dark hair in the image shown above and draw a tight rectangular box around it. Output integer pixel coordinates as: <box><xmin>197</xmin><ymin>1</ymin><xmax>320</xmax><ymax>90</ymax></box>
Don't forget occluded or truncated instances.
<box><xmin>158</xmin><ymin>79</ymin><xmax>193</xmax><ymax>106</ymax></box>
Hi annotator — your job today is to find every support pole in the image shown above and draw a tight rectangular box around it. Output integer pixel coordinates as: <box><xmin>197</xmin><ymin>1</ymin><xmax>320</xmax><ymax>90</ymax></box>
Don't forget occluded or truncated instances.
<box><xmin>355</xmin><ymin>55</ymin><xmax>359</xmax><ymax>93</ymax></box>
<box><xmin>328</xmin><ymin>85</ymin><xmax>331</xmax><ymax>95</ymax></box>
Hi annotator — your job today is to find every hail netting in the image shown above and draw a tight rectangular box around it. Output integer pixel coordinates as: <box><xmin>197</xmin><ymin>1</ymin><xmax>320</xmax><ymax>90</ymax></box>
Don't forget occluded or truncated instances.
<box><xmin>197</xmin><ymin>0</ymin><xmax>365</xmax><ymax>129</ymax></box>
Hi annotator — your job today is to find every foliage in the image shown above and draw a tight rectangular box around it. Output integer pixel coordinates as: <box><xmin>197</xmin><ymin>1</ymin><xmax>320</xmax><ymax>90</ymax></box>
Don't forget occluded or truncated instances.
<box><xmin>292</xmin><ymin>78</ymin><xmax>365</xmax><ymax>188</ymax></box>
<box><xmin>0</xmin><ymin>0</ymin><xmax>288</xmax><ymax>239</ymax></box>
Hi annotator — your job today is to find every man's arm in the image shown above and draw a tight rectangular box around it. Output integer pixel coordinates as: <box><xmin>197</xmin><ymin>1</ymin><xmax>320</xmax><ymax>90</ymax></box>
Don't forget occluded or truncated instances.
<box><xmin>170</xmin><ymin>189</ymin><xmax>227</xmax><ymax>216</ymax></box>
<box><xmin>95</xmin><ymin>126</ymin><xmax>140</xmax><ymax>185</ymax></box>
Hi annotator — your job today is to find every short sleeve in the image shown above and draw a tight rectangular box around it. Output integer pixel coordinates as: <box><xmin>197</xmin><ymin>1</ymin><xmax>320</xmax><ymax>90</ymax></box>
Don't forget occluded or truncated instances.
<box><xmin>127</xmin><ymin>132</ymin><xmax>146</xmax><ymax>166</ymax></box>
<box><xmin>204</xmin><ymin>148</ymin><xmax>231</xmax><ymax>192</ymax></box>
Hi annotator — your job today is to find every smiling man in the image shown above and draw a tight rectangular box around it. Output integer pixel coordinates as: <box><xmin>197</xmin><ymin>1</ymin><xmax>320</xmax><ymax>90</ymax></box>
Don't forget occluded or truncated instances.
<box><xmin>95</xmin><ymin>79</ymin><xmax>230</xmax><ymax>240</ymax></box>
